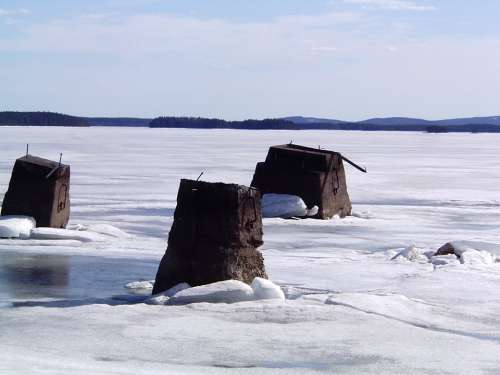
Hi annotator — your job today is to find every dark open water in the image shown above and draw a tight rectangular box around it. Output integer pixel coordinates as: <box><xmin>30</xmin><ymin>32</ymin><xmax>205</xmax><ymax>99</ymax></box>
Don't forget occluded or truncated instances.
<box><xmin>0</xmin><ymin>252</ymin><xmax>157</xmax><ymax>307</ymax></box>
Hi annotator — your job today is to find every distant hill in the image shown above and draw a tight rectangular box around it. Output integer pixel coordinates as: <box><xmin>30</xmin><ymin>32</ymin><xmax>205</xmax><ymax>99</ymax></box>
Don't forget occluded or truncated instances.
<box><xmin>434</xmin><ymin>116</ymin><xmax>500</xmax><ymax>126</ymax></box>
<box><xmin>357</xmin><ymin>116</ymin><xmax>500</xmax><ymax>127</ymax></box>
<box><xmin>282</xmin><ymin>116</ymin><xmax>345</xmax><ymax>125</ymax></box>
<box><xmin>0</xmin><ymin>111</ymin><xmax>89</xmax><ymax>127</ymax></box>
<box><xmin>358</xmin><ymin>117</ymin><xmax>431</xmax><ymax>126</ymax></box>
<box><xmin>283</xmin><ymin>115</ymin><xmax>500</xmax><ymax>132</ymax></box>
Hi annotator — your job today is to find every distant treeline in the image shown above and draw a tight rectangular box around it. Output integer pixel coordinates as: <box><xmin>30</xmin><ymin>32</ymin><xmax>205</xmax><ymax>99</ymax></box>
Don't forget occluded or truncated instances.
<box><xmin>149</xmin><ymin>117</ymin><xmax>299</xmax><ymax>130</ymax></box>
<box><xmin>149</xmin><ymin>117</ymin><xmax>500</xmax><ymax>132</ymax></box>
<box><xmin>0</xmin><ymin>111</ymin><xmax>89</xmax><ymax>127</ymax></box>
<box><xmin>423</xmin><ymin>124</ymin><xmax>500</xmax><ymax>133</ymax></box>
<box><xmin>85</xmin><ymin>117</ymin><xmax>152</xmax><ymax>127</ymax></box>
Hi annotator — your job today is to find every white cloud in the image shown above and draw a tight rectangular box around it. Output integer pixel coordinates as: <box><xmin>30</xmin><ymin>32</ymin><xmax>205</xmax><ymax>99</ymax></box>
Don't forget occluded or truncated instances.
<box><xmin>0</xmin><ymin>12</ymin><xmax>365</xmax><ymax>58</ymax></box>
<box><xmin>311</xmin><ymin>46</ymin><xmax>338</xmax><ymax>52</ymax></box>
<box><xmin>341</xmin><ymin>0</ymin><xmax>436</xmax><ymax>11</ymax></box>
<box><xmin>1</xmin><ymin>9</ymin><xmax>499</xmax><ymax>120</ymax></box>
<box><xmin>0</xmin><ymin>8</ymin><xmax>29</xmax><ymax>17</ymax></box>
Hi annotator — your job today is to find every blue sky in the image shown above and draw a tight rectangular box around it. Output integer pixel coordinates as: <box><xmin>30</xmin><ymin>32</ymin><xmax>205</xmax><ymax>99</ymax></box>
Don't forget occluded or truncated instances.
<box><xmin>1</xmin><ymin>0</ymin><xmax>499</xmax><ymax>120</ymax></box>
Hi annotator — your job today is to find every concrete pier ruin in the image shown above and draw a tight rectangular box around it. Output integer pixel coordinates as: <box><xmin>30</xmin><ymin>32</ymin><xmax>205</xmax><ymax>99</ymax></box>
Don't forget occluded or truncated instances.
<box><xmin>1</xmin><ymin>155</ymin><xmax>70</xmax><ymax>228</ymax></box>
<box><xmin>153</xmin><ymin>179</ymin><xmax>267</xmax><ymax>294</ymax></box>
<box><xmin>251</xmin><ymin>144</ymin><xmax>365</xmax><ymax>219</ymax></box>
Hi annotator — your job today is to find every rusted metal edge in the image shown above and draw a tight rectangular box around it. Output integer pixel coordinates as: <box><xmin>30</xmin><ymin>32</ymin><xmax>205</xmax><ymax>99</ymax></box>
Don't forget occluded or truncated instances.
<box><xmin>341</xmin><ymin>155</ymin><xmax>367</xmax><ymax>173</ymax></box>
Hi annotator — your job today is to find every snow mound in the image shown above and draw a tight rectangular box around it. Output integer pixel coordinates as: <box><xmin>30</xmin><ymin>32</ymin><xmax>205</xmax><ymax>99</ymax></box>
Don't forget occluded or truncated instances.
<box><xmin>87</xmin><ymin>224</ymin><xmax>131</xmax><ymax>238</ymax></box>
<box><xmin>148</xmin><ymin>279</ymin><xmax>285</xmax><ymax>306</ymax></box>
<box><xmin>30</xmin><ymin>228</ymin><xmax>107</xmax><ymax>243</ymax></box>
<box><xmin>125</xmin><ymin>280</ymin><xmax>155</xmax><ymax>290</ymax></box>
<box><xmin>251</xmin><ymin>277</ymin><xmax>285</xmax><ymax>300</ymax></box>
<box><xmin>455</xmin><ymin>243</ymin><xmax>499</xmax><ymax>264</ymax></box>
<box><xmin>460</xmin><ymin>249</ymin><xmax>496</xmax><ymax>265</ymax></box>
<box><xmin>262</xmin><ymin>194</ymin><xmax>318</xmax><ymax>218</ymax></box>
<box><xmin>146</xmin><ymin>282</ymin><xmax>191</xmax><ymax>305</ymax></box>
<box><xmin>0</xmin><ymin>216</ymin><xmax>36</xmax><ymax>238</ymax></box>
<box><xmin>167</xmin><ymin>280</ymin><xmax>254</xmax><ymax>305</ymax></box>
<box><xmin>391</xmin><ymin>245</ymin><xmax>429</xmax><ymax>262</ymax></box>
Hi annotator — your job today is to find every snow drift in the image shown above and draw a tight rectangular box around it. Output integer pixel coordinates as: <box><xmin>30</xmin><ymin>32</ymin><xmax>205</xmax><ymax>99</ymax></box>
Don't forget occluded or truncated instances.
<box><xmin>147</xmin><ymin>282</ymin><xmax>192</xmax><ymax>305</ymax></box>
<box><xmin>146</xmin><ymin>279</ymin><xmax>285</xmax><ymax>305</ymax></box>
<box><xmin>30</xmin><ymin>227</ymin><xmax>108</xmax><ymax>243</ymax></box>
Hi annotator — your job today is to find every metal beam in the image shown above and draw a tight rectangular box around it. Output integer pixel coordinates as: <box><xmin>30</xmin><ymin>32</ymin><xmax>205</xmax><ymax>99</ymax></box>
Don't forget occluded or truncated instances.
<box><xmin>341</xmin><ymin>155</ymin><xmax>367</xmax><ymax>173</ymax></box>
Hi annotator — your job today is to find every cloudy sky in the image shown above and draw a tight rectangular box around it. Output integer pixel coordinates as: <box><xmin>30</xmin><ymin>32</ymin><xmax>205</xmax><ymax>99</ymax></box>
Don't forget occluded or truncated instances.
<box><xmin>1</xmin><ymin>0</ymin><xmax>499</xmax><ymax>120</ymax></box>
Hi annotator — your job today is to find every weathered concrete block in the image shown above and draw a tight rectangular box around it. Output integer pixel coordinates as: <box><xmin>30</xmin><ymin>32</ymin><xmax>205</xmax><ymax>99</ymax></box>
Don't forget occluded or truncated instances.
<box><xmin>153</xmin><ymin>179</ymin><xmax>267</xmax><ymax>295</ymax></box>
<box><xmin>251</xmin><ymin>144</ymin><xmax>352</xmax><ymax>219</ymax></box>
<box><xmin>1</xmin><ymin>155</ymin><xmax>70</xmax><ymax>228</ymax></box>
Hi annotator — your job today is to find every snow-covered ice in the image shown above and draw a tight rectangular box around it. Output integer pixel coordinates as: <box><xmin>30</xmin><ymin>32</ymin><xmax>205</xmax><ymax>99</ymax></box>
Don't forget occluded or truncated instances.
<box><xmin>0</xmin><ymin>216</ymin><xmax>35</xmax><ymax>238</ymax></box>
<box><xmin>1</xmin><ymin>127</ymin><xmax>500</xmax><ymax>374</ymax></box>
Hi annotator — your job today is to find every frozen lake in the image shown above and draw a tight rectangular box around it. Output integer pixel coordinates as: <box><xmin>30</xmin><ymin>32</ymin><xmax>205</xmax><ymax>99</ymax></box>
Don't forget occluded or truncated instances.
<box><xmin>0</xmin><ymin>127</ymin><xmax>499</xmax><ymax>374</ymax></box>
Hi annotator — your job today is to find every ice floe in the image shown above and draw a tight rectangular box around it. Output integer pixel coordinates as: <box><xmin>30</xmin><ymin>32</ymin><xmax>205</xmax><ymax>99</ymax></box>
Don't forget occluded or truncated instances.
<box><xmin>391</xmin><ymin>245</ymin><xmax>430</xmax><ymax>262</ymax></box>
<box><xmin>390</xmin><ymin>241</ymin><xmax>500</xmax><ymax>268</ymax></box>
<box><xmin>0</xmin><ymin>221</ymin><xmax>132</xmax><ymax>245</ymax></box>
<box><xmin>125</xmin><ymin>280</ymin><xmax>155</xmax><ymax>290</ymax></box>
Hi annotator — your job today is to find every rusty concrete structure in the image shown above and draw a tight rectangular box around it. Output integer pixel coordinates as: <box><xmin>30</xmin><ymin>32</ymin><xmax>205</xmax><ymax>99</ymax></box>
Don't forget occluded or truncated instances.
<box><xmin>1</xmin><ymin>155</ymin><xmax>70</xmax><ymax>228</ymax></box>
<box><xmin>153</xmin><ymin>179</ymin><xmax>267</xmax><ymax>294</ymax></box>
<box><xmin>251</xmin><ymin>144</ymin><xmax>366</xmax><ymax>219</ymax></box>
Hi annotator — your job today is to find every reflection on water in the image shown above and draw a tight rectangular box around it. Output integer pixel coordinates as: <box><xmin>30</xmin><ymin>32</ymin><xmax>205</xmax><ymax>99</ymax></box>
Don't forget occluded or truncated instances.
<box><xmin>3</xmin><ymin>254</ymin><xmax>70</xmax><ymax>299</ymax></box>
<box><xmin>0</xmin><ymin>252</ymin><xmax>157</xmax><ymax>306</ymax></box>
